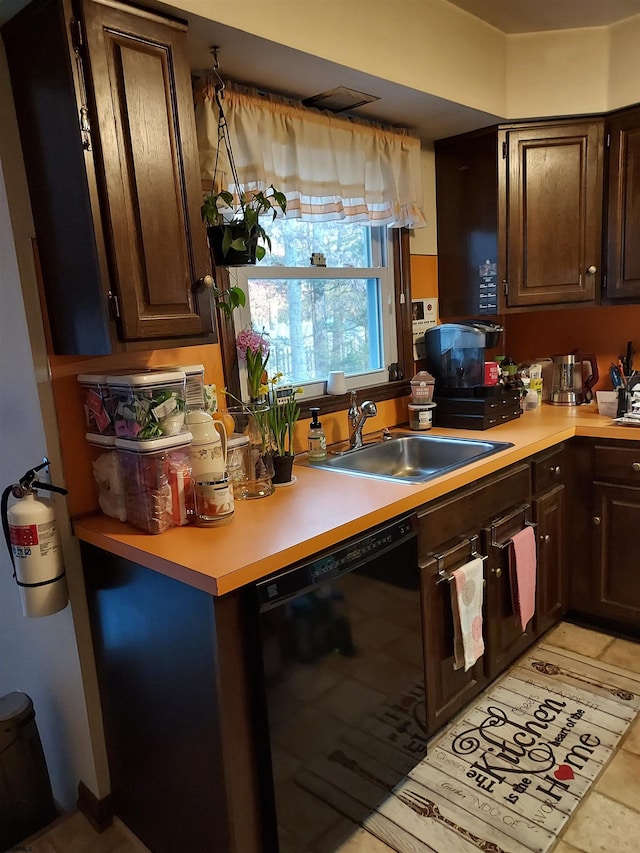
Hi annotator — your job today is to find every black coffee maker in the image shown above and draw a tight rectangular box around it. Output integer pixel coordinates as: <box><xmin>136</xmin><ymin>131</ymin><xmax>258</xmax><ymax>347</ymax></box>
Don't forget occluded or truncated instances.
<box><xmin>424</xmin><ymin>322</ymin><xmax>521</xmax><ymax>430</ymax></box>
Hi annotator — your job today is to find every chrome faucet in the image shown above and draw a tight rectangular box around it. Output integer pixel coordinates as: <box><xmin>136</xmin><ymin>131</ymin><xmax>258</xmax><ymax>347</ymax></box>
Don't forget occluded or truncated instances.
<box><xmin>348</xmin><ymin>393</ymin><xmax>378</xmax><ymax>449</ymax></box>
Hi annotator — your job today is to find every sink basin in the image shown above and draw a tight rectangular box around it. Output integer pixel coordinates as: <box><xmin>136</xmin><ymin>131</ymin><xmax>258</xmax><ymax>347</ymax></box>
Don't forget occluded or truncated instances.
<box><xmin>311</xmin><ymin>433</ymin><xmax>513</xmax><ymax>483</ymax></box>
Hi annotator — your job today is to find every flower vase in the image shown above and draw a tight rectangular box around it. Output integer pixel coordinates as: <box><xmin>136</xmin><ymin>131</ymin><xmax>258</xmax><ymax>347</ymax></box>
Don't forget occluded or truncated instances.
<box><xmin>227</xmin><ymin>404</ymin><xmax>274</xmax><ymax>499</ymax></box>
<box><xmin>271</xmin><ymin>453</ymin><xmax>295</xmax><ymax>485</ymax></box>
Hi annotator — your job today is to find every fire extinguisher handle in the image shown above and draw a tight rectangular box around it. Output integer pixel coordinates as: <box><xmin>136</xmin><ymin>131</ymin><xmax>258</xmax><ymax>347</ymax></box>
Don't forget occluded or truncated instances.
<box><xmin>31</xmin><ymin>480</ymin><xmax>68</xmax><ymax>497</ymax></box>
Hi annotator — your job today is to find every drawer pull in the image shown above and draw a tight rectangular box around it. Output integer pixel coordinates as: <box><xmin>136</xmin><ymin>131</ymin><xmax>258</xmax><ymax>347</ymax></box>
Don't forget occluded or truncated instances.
<box><xmin>593</xmin><ymin>516</ymin><xmax>601</xmax><ymax>526</ymax></box>
<box><xmin>632</xmin><ymin>463</ymin><xmax>640</xmax><ymax>472</ymax></box>
<box><xmin>549</xmin><ymin>465</ymin><xmax>561</xmax><ymax>476</ymax></box>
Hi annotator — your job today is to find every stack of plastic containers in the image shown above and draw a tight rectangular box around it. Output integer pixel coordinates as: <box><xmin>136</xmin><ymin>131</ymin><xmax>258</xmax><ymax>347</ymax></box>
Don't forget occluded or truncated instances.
<box><xmin>78</xmin><ymin>373</ymin><xmax>126</xmax><ymax>521</ymax></box>
<box><xmin>105</xmin><ymin>370</ymin><xmax>194</xmax><ymax>533</ymax></box>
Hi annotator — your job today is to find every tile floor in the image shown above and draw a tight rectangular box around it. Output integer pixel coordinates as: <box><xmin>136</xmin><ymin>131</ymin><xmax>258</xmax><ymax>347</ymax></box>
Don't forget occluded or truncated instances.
<box><xmin>17</xmin><ymin>622</ymin><xmax>640</xmax><ymax>853</ymax></box>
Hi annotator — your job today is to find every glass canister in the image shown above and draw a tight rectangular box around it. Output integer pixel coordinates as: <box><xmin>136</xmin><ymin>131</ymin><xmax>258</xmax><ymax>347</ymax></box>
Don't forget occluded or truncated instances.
<box><xmin>408</xmin><ymin>402</ymin><xmax>436</xmax><ymax>430</ymax></box>
<box><xmin>194</xmin><ymin>475</ymin><xmax>234</xmax><ymax>526</ymax></box>
<box><xmin>226</xmin><ymin>405</ymin><xmax>275</xmax><ymax>499</ymax></box>
<box><xmin>227</xmin><ymin>433</ymin><xmax>250</xmax><ymax>496</ymax></box>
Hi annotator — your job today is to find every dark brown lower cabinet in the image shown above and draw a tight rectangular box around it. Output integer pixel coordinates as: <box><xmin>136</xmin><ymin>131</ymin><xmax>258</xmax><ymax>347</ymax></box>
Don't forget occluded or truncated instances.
<box><xmin>534</xmin><ymin>484</ymin><xmax>567</xmax><ymax>634</ymax></box>
<box><xmin>420</xmin><ymin>539</ymin><xmax>487</xmax><ymax>737</ymax></box>
<box><xmin>591</xmin><ymin>482</ymin><xmax>640</xmax><ymax>631</ymax></box>
<box><xmin>483</xmin><ymin>505</ymin><xmax>537</xmax><ymax>680</ymax></box>
<box><xmin>418</xmin><ymin>461</ymin><xmax>532</xmax><ymax>735</ymax></box>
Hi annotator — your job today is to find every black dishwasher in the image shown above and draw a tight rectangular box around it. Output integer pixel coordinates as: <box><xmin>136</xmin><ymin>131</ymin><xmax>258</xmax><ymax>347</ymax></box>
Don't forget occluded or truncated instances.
<box><xmin>254</xmin><ymin>513</ymin><xmax>426</xmax><ymax>853</ymax></box>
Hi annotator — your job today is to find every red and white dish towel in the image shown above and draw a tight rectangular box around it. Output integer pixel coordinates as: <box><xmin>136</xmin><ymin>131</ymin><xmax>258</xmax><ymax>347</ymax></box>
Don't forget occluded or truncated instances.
<box><xmin>508</xmin><ymin>525</ymin><xmax>537</xmax><ymax>631</ymax></box>
<box><xmin>451</xmin><ymin>557</ymin><xmax>485</xmax><ymax>672</ymax></box>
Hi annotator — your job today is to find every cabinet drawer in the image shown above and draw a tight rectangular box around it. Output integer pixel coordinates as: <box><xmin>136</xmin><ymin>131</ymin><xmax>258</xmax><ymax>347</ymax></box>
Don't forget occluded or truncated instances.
<box><xmin>594</xmin><ymin>445</ymin><xmax>640</xmax><ymax>483</ymax></box>
<box><xmin>418</xmin><ymin>463</ymin><xmax>530</xmax><ymax>559</ymax></box>
<box><xmin>532</xmin><ymin>445</ymin><xmax>566</xmax><ymax>494</ymax></box>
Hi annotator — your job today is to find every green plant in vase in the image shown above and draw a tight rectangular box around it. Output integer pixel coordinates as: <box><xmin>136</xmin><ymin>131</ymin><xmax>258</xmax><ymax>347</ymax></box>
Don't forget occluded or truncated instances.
<box><xmin>267</xmin><ymin>373</ymin><xmax>303</xmax><ymax>484</ymax></box>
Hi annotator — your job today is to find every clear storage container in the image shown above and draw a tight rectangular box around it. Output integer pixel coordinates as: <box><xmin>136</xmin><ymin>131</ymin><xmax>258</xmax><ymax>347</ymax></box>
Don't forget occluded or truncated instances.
<box><xmin>107</xmin><ymin>370</ymin><xmax>186</xmax><ymax>440</ymax></box>
<box><xmin>77</xmin><ymin>373</ymin><xmax>115</xmax><ymax>435</ymax></box>
<box><xmin>86</xmin><ymin>434</ymin><xmax>126</xmax><ymax>522</ymax></box>
<box><xmin>115</xmin><ymin>432</ymin><xmax>194</xmax><ymax>534</ymax></box>
<box><xmin>181</xmin><ymin>363</ymin><xmax>206</xmax><ymax>411</ymax></box>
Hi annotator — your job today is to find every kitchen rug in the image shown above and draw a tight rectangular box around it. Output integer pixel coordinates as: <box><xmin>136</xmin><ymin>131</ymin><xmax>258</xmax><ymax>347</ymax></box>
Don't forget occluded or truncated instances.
<box><xmin>360</xmin><ymin>642</ymin><xmax>640</xmax><ymax>853</ymax></box>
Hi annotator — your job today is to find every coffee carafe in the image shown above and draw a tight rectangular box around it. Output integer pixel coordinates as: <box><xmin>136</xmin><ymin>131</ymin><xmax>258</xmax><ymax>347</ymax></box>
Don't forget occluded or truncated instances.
<box><xmin>550</xmin><ymin>354</ymin><xmax>599</xmax><ymax>405</ymax></box>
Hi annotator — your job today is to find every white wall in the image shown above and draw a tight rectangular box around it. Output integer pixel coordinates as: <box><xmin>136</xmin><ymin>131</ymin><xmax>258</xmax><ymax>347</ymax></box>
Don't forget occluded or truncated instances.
<box><xmin>0</xmin><ymin>44</ymin><xmax>107</xmax><ymax>810</ymax></box>
<box><xmin>179</xmin><ymin>0</ymin><xmax>640</xmax><ymax>120</ymax></box>
<box><xmin>609</xmin><ymin>15</ymin><xmax>640</xmax><ymax>110</ymax></box>
<box><xmin>506</xmin><ymin>28</ymin><xmax>610</xmax><ymax>119</ymax></box>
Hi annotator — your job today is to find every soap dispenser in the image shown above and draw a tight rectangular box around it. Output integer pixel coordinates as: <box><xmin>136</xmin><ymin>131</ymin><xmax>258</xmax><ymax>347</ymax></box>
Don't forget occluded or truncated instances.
<box><xmin>307</xmin><ymin>407</ymin><xmax>327</xmax><ymax>461</ymax></box>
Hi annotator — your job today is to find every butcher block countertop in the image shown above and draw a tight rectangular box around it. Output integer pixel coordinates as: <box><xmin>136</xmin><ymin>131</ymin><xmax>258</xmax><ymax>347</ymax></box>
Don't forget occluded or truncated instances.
<box><xmin>73</xmin><ymin>405</ymin><xmax>639</xmax><ymax>596</ymax></box>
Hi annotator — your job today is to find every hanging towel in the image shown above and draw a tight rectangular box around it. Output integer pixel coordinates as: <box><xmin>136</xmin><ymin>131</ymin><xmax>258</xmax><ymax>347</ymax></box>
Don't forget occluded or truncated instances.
<box><xmin>508</xmin><ymin>525</ymin><xmax>537</xmax><ymax>631</ymax></box>
<box><xmin>450</xmin><ymin>557</ymin><xmax>485</xmax><ymax>672</ymax></box>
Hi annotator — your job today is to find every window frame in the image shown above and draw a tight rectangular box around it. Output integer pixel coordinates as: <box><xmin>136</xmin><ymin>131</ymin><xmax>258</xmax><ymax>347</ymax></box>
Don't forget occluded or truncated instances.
<box><xmin>213</xmin><ymin>229</ymin><xmax>413</xmax><ymax>415</ymax></box>
<box><xmin>230</xmin><ymin>224</ymin><xmax>397</xmax><ymax>399</ymax></box>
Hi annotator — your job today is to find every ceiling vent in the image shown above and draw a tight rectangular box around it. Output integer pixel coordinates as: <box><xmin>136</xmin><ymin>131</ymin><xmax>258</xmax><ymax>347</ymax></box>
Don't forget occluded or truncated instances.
<box><xmin>302</xmin><ymin>86</ymin><xmax>380</xmax><ymax>113</ymax></box>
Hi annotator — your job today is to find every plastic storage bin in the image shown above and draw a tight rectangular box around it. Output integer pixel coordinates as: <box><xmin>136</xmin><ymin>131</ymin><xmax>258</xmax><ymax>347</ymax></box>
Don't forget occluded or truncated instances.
<box><xmin>182</xmin><ymin>363</ymin><xmax>206</xmax><ymax>411</ymax></box>
<box><xmin>0</xmin><ymin>692</ymin><xmax>57</xmax><ymax>852</ymax></box>
<box><xmin>116</xmin><ymin>432</ymin><xmax>194</xmax><ymax>534</ymax></box>
<box><xmin>107</xmin><ymin>370</ymin><xmax>186</xmax><ymax>440</ymax></box>
<box><xmin>77</xmin><ymin>373</ymin><xmax>115</xmax><ymax>435</ymax></box>
<box><xmin>86</xmin><ymin>434</ymin><xmax>127</xmax><ymax>522</ymax></box>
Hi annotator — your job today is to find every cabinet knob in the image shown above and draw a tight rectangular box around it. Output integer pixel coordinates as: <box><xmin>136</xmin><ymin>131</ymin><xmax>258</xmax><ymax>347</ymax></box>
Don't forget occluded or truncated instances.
<box><xmin>540</xmin><ymin>534</ymin><xmax>551</xmax><ymax>544</ymax></box>
<box><xmin>632</xmin><ymin>463</ymin><xmax>640</xmax><ymax>472</ymax></box>
<box><xmin>592</xmin><ymin>516</ymin><xmax>601</xmax><ymax>526</ymax></box>
<box><xmin>197</xmin><ymin>275</ymin><xmax>215</xmax><ymax>290</ymax></box>
<box><xmin>549</xmin><ymin>465</ymin><xmax>561</xmax><ymax>476</ymax></box>
<box><xmin>492</xmin><ymin>566</ymin><xmax>503</xmax><ymax>578</ymax></box>
<box><xmin>586</xmin><ymin>265</ymin><xmax>597</xmax><ymax>274</ymax></box>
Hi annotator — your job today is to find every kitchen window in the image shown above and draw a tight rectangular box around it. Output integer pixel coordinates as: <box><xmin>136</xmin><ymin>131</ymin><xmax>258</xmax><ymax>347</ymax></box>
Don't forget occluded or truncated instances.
<box><xmin>230</xmin><ymin>219</ymin><xmax>399</xmax><ymax>399</ymax></box>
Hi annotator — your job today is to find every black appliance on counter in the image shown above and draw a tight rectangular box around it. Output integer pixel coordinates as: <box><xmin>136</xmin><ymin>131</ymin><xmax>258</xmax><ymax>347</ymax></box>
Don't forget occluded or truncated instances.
<box><xmin>253</xmin><ymin>514</ymin><xmax>425</xmax><ymax>852</ymax></box>
<box><xmin>425</xmin><ymin>322</ymin><xmax>521</xmax><ymax>430</ymax></box>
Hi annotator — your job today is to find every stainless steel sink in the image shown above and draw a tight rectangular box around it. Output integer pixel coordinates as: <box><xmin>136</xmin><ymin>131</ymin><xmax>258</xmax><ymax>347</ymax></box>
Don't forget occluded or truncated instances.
<box><xmin>310</xmin><ymin>433</ymin><xmax>513</xmax><ymax>483</ymax></box>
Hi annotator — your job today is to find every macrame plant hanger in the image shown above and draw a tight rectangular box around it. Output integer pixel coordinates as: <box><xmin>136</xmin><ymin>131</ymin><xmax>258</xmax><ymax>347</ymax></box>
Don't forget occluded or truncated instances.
<box><xmin>209</xmin><ymin>47</ymin><xmax>244</xmax><ymax>215</ymax></box>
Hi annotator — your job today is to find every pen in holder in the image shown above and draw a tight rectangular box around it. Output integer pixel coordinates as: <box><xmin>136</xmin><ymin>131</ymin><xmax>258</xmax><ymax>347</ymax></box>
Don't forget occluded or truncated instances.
<box><xmin>616</xmin><ymin>386</ymin><xmax>630</xmax><ymax>418</ymax></box>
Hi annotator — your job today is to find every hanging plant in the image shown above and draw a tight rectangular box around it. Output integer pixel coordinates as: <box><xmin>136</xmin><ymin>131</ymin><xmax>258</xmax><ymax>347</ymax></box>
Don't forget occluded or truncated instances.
<box><xmin>201</xmin><ymin>185</ymin><xmax>287</xmax><ymax>266</ymax></box>
<box><xmin>201</xmin><ymin>64</ymin><xmax>287</xmax><ymax>267</ymax></box>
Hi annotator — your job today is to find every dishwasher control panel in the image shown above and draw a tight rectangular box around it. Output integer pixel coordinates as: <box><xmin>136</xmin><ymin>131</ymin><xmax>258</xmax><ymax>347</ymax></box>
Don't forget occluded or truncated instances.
<box><xmin>256</xmin><ymin>513</ymin><xmax>417</xmax><ymax>609</ymax></box>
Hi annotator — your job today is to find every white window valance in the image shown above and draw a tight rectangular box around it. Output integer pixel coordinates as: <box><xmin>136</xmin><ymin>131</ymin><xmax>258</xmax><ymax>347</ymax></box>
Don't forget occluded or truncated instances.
<box><xmin>195</xmin><ymin>80</ymin><xmax>426</xmax><ymax>229</ymax></box>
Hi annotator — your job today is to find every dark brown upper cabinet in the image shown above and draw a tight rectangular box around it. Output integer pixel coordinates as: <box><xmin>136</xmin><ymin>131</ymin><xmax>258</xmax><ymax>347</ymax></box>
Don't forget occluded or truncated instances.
<box><xmin>504</xmin><ymin>121</ymin><xmax>604</xmax><ymax>308</ymax></box>
<box><xmin>605</xmin><ymin>107</ymin><xmax>640</xmax><ymax>301</ymax></box>
<box><xmin>3</xmin><ymin>0</ymin><xmax>214</xmax><ymax>355</ymax></box>
<box><xmin>435</xmin><ymin>119</ymin><xmax>605</xmax><ymax>318</ymax></box>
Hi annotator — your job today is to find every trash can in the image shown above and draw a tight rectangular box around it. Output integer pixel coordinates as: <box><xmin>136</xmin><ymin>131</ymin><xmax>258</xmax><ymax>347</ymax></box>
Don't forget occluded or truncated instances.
<box><xmin>0</xmin><ymin>692</ymin><xmax>57</xmax><ymax>851</ymax></box>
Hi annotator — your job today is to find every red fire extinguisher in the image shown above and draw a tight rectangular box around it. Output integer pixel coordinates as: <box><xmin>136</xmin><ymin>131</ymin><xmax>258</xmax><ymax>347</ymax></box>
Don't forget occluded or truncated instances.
<box><xmin>1</xmin><ymin>459</ymin><xmax>69</xmax><ymax>617</ymax></box>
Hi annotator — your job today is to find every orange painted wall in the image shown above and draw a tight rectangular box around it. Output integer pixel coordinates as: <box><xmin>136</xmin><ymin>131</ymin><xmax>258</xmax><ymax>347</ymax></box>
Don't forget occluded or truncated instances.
<box><xmin>504</xmin><ymin>304</ymin><xmax>640</xmax><ymax>391</ymax></box>
<box><xmin>410</xmin><ymin>254</ymin><xmax>438</xmax><ymax>300</ymax></box>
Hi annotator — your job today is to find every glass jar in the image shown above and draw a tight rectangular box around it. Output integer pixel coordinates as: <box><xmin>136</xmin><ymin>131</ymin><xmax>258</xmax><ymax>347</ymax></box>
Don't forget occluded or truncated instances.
<box><xmin>226</xmin><ymin>405</ymin><xmax>275</xmax><ymax>499</ymax></box>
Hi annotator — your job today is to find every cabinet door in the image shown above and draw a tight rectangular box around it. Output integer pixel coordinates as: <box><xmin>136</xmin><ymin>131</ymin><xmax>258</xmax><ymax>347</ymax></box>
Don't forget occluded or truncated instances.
<box><xmin>534</xmin><ymin>485</ymin><xmax>567</xmax><ymax>635</ymax></box>
<box><xmin>80</xmin><ymin>0</ymin><xmax>212</xmax><ymax>343</ymax></box>
<box><xmin>606</xmin><ymin>108</ymin><xmax>640</xmax><ymax>300</ymax></box>
<box><xmin>505</xmin><ymin>122</ymin><xmax>604</xmax><ymax>307</ymax></box>
<box><xmin>483</xmin><ymin>508</ymin><xmax>536</xmax><ymax>680</ymax></box>
<box><xmin>420</xmin><ymin>543</ymin><xmax>487</xmax><ymax>737</ymax></box>
<box><xmin>591</xmin><ymin>483</ymin><xmax>640</xmax><ymax>630</ymax></box>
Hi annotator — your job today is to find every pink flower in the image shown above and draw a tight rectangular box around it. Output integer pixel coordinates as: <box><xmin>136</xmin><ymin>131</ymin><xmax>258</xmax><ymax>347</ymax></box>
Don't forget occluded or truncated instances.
<box><xmin>236</xmin><ymin>328</ymin><xmax>270</xmax><ymax>360</ymax></box>
<box><xmin>236</xmin><ymin>327</ymin><xmax>271</xmax><ymax>400</ymax></box>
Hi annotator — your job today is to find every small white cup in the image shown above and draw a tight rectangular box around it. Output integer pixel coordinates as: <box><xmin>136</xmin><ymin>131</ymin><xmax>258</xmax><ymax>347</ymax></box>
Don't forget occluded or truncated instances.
<box><xmin>327</xmin><ymin>371</ymin><xmax>347</xmax><ymax>395</ymax></box>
